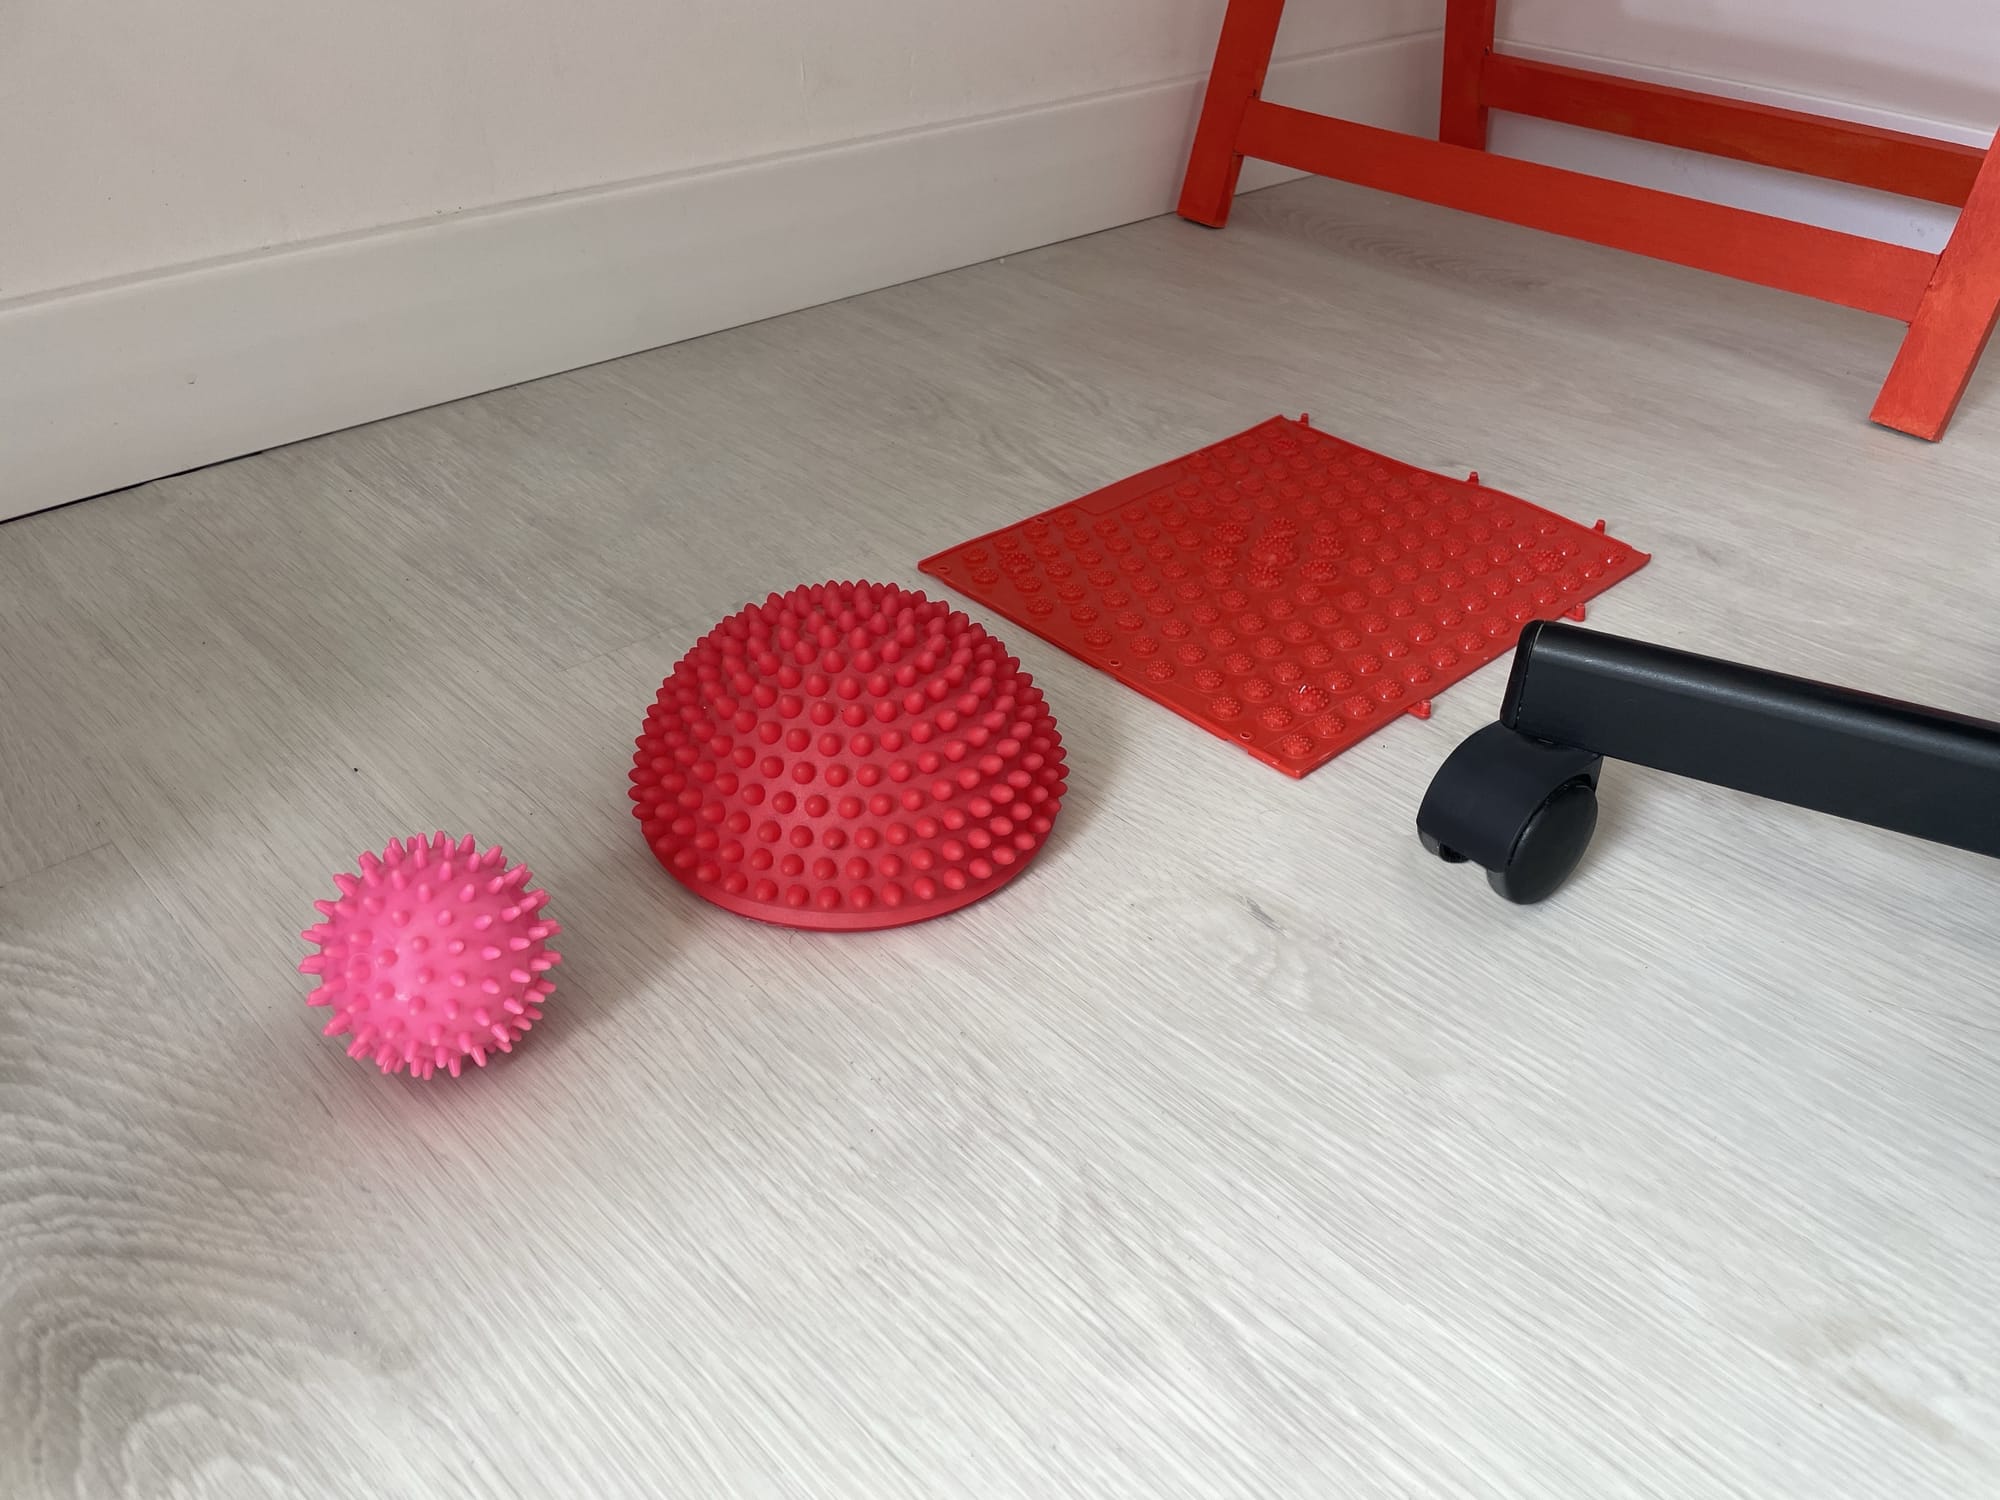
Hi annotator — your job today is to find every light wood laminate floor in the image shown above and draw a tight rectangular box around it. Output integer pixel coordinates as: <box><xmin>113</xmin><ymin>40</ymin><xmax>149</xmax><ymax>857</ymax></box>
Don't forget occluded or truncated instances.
<box><xmin>4</xmin><ymin>178</ymin><xmax>1999</xmax><ymax>1499</ymax></box>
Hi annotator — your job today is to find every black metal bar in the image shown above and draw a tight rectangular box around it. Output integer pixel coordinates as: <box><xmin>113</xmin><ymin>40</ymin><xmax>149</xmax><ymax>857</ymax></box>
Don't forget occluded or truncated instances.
<box><xmin>1502</xmin><ymin>621</ymin><xmax>2000</xmax><ymax>859</ymax></box>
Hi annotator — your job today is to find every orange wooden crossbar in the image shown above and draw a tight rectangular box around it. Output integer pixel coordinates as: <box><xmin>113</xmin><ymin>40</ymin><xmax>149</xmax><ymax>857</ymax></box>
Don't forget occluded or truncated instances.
<box><xmin>1238</xmin><ymin>103</ymin><xmax>1936</xmax><ymax>321</ymax></box>
<box><xmin>1479</xmin><ymin>55</ymin><xmax>1985</xmax><ymax>209</ymax></box>
<box><xmin>1177</xmin><ymin>0</ymin><xmax>2000</xmax><ymax>441</ymax></box>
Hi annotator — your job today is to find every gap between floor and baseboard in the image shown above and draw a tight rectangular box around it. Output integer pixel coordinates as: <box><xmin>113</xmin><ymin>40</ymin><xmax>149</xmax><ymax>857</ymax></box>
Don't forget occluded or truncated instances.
<box><xmin>0</xmin><ymin>32</ymin><xmax>1443</xmax><ymax>524</ymax></box>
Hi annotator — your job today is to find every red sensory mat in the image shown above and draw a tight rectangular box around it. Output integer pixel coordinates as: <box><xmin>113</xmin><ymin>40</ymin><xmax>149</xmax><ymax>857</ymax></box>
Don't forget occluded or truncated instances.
<box><xmin>919</xmin><ymin>416</ymin><xmax>1649</xmax><ymax>778</ymax></box>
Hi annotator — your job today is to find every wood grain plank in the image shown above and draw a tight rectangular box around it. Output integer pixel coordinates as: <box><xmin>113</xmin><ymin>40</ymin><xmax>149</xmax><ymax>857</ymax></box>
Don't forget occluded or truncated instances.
<box><xmin>0</xmin><ymin>558</ymin><xmax>106</xmax><ymax>886</ymax></box>
<box><xmin>0</xmin><ymin>846</ymin><xmax>486</xmax><ymax>1498</ymax></box>
<box><xmin>2</xmin><ymin>176</ymin><xmax>1999</xmax><ymax>1498</ymax></box>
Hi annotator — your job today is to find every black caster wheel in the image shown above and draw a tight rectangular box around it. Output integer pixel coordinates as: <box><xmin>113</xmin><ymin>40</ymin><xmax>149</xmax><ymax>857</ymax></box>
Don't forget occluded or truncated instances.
<box><xmin>1416</xmin><ymin>723</ymin><xmax>1602</xmax><ymax>905</ymax></box>
<box><xmin>1417</xmin><ymin>621</ymin><xmax>2000</xmax><ymax>908</ymax></box>
<box><xmin>1483</xmin><ymin>776</ymin><xmax>1597</xmax><ymax>903</ymax></box>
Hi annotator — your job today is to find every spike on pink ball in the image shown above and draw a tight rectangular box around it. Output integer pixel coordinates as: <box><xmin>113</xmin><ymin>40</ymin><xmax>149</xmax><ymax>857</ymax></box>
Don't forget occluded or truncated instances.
<box><xmin>300</xmin><ymin>832</ymin><xmax>562</xmax><ymax>1080</ymax></box>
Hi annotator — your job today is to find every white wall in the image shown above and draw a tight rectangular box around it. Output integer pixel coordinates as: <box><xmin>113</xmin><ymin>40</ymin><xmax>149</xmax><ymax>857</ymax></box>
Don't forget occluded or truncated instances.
<box><xmin>14</xmin><ymin>0</ymin><xmax>1990</xmax><ymax>520</ymax></box>
<box><xmin>0</xmin><ymin>0</ymin><xmax>1437</xmax><ymax>302</ymax></box>
<box><xmin>1492</xmin><ymin>1</ymin><xmax>2000</xmax><ymax>253</ymax></box>
<box><xmin>0</xmin><ymin>0</ymin><xmax>1442</xmax><ymax>518</ymax></box>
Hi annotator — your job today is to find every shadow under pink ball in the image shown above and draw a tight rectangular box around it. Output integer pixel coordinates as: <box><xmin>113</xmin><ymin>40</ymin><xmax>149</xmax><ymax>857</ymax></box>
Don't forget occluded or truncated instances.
<box><xmin>299</xmin><ymin>832</ymin><xmax>561</xmax><ymax>1079</ymax></box>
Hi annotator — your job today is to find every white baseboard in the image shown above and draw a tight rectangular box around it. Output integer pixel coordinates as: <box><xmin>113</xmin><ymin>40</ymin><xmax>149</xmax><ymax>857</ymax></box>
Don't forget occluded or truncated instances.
<box><xmin>0</xmin><ymin>31</ymin><xmax>1442</xmax><ymax>522</ymax></box>
<box><xmin>1490</xmin><ymin>43</ymin><xmax>1981</xmax><ymax>257</ymax></box>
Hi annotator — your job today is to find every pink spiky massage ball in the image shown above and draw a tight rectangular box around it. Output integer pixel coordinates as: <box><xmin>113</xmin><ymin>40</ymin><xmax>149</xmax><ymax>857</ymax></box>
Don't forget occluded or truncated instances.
<box><xmin>298</xmin><ymin>832</ymin><xmax>562</xmax><ymax>1079</ymax></box>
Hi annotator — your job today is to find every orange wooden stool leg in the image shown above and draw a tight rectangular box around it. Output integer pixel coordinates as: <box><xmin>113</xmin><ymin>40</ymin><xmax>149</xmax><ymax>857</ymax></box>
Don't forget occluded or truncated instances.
<box><xmin>1872</xmin><ymin>127</ymin><xmax>2000</xmax><ymax>439</ymax></box>
<box><xmin>1439</xmin><ymin>0</ymin><xmax>1499</xmax><ymax>149</ymax></box>
<box><xmin>1177</xmin><ymin>0</ymin><xmax>1288</xmax><ymax>227</ymax></box>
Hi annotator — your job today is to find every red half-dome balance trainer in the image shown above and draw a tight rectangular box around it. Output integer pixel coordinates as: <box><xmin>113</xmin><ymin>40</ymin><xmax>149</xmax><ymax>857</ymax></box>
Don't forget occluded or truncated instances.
<box><xmin>630</xmin><ymin>581</ymin><xmax>1066</xmax><ymax>931</ymax></box>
